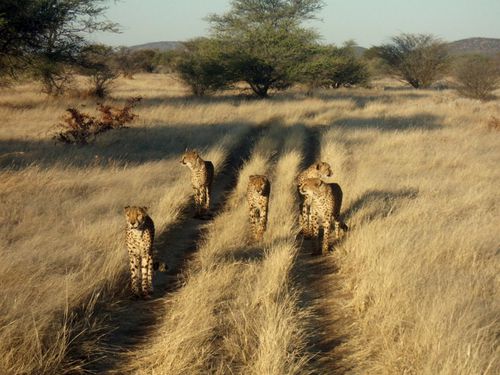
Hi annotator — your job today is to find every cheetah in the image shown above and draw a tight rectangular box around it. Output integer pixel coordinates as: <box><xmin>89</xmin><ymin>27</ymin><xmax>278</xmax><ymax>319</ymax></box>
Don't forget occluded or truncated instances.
<box><xmin>247</xmin><ymin>175</ymin><xmax>270</xmax><ymax>241</ymax></box>
<box><xmin>299</xmin><ymin>178</ymin><xmax>348</xmax><ymax>255</ymax></box>
<box><xmin>180</xmin><ymin>150</ymin><xmax>214</xmax><ymax>217</ymax></box>
<box><xmin>296</xmin><ymin>162</ymin><xmax>333</xmax><ymax>238</ymax></box>
<box><xmin>124</xmin><ymin>206</ymin><xmax>155</xmax><ymax>298</ymax></box>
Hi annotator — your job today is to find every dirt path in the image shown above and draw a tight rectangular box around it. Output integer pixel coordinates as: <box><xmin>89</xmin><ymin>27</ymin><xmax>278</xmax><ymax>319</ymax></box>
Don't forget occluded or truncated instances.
<box><xmin>292</xmin><ymin>126</ymin><xmax>352</xmax><ymax>374</ymax></box>
<box><xmin>84</xmin><ymin>125</ymin><xmax>266</xmax><ymax>374</ymax></box>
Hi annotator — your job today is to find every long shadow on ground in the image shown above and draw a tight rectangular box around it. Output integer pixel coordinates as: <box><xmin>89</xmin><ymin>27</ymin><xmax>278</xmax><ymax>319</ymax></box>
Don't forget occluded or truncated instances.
<box><xmin>293</xmin><ymin>124</ymin><xmax>419</xmax><ymax>373</ymax></box>
<box><xmin>80</xmin><ymin>125</ymin><xmax>266</xmax><ymax>374</ymax></box>
<box><xmin>294</xmin><ymin>187</ymin><xmax>418</xmax><ymax>374</ymax></box>
<box><xmin>0</xmin><ymin>123</ymin><xmax>254</xmax><ymax>170</ymax></box>
<box><xmin>292</xmin><ymin>126</ymin><xmax>352</xmax><ymax>374</ymax></box>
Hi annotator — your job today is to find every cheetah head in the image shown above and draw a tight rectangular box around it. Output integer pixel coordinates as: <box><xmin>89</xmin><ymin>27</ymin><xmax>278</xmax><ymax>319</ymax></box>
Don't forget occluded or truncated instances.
<box><xmin>180</xmin><ymin>150</ymin><xmax>200</xmax><ymax>168</ymax></box>
<box><xmin>299</xmin><ymin>178</ymin><xmax>323</xmax><ymax>196</ymax></box>
<box><xmin>124</xmin><ymin>206</ymin><xmax>148</xmax><ymax>229</ymax></box>
<box><xmin>314</xmin><ymin>161</ymin><xmax>332</xmax><ymax>179</ymax></box>
<box><xmin>249</xmin><ymin>175</ymin><xmax>269</xmax><ymax>194</ymax></box>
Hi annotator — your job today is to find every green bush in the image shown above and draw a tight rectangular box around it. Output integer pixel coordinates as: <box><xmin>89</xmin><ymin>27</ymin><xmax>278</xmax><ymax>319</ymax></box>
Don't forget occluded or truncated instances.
<box><xmin>174</xmin><ymin>38</ymin><xmax>231</xmax><ymax>96</ymax></box>
<box><xmin>298</xmin><ymin>44</ymin><xmax>370</xmax><ymax>91</ymax></box>
<box><xmin>208</xmin><ymin>0</ymin><xmax>323</xmax><ymax>98</ymax></box>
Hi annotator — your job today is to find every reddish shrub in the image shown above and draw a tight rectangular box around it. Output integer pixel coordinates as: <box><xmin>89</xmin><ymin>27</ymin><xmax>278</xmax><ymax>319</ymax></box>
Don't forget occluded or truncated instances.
<box><xmin>54</xmin><ymin>97</ymin><xmax>142</xmax><ymax>145</ymax></box>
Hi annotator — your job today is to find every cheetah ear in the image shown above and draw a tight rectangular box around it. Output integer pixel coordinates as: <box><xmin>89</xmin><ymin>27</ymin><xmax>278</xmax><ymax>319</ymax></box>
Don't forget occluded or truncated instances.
<box><xmin>124</xmin><ymin>206</ymin><xmax>130</xmax><ymax>213</ymax></box>
<box><xmin>141</xmin><ymin>206</ymin><xmax>148</xmax><ymax>212</ymax></box>
<box><xmin>315</xmin><ymin>162</ymin><xmax>321</xmax><ymax>170</ymax></box>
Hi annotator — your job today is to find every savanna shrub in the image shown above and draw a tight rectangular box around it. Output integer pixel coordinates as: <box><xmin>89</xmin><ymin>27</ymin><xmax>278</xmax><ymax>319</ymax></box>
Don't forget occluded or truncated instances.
<box><xmin>54</xmin><ymin>96</ymin><xmax>142</xmax><ymax>145</ymax></box>
<box><xmin>454</xmin><ymin>54</ymin><xmax>499</xmax><ymax>101</ymax></box>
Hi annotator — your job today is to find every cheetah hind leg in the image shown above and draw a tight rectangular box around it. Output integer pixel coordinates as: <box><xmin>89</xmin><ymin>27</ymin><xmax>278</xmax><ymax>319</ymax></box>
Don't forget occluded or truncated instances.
<box><xmin>258</xmin><ymin>205</ymin><xmax>268</xmax><ymax>241</ymax></box>
<box><xmin>193</xmin><ymin>188</ymin><xmax>203</xmax><ymax>218</ymax></box>
<box><xmin>301</xmin><ymin>200</ymin><xmax>314</xmax><ymax>239</ymax></box>
<box><xmin>306</xmin><ymin>207</ymin><xmax>315</xmax><ymax>239</ymax></box>
<box><xmin>322</xmin><ymin>220</ymin><xmax>331</xmax><ymax>255</ymax></box>
<box><xmin>255</xmin><ymin>215</ymin><xmax>265</xmax><ymax>242</ymax></box>
<box><xmin>198</xmin><ymin>186</ymin><xmax>211</xmax><ymax>219</ymax></box>
<box><xmin>310</xmin><ymin>213</ymin><xmax>321</xmax><ymax>255</ymax></box>
<box><xmin>204</xmin><ymin>186</ymin><xmax>210</xmax><ymax>215</ymax></box>
<box><xmin>249</xmin><ymin>207</ymin><xmax>259</xmax><ymax>242</ymax></box>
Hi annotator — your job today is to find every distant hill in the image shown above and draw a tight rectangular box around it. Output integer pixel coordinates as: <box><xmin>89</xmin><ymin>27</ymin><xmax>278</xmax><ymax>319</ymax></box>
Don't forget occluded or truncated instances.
<box><xmin>129</xmin><ymin>41</ymin><xmax>182</xmax><ymax>51</ymax></box>
<box><xmin>352</xmin><ymin>46</ymin><xmax>367</xmax><ymax>57</ymax></box>
<box><xmin>447</xmin><ymin>37</ymin><xmax>500</xmax><ymax>56</ymax></box>
<box><xmin>128</xmin><ymin>38</ymin><xmax>500</xmax><ymax>57</ymax></box>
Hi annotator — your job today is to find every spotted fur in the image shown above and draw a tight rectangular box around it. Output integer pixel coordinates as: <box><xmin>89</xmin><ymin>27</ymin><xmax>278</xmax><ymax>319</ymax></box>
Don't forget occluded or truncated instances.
<box><xmin>299</xmin><ymin>178</ymin><xmax>348</xmax><ymax>255</ymax></box>
<box><xmin>247</xmin><ymin>175</ymin><xmax>270</xmax><ymax>241</ymax></box>
<box><xmin>124</xmin><ymin>206</ymin><xmax>155</xmax><ymax>298</ymax></box>
<box><xmin>181</xmin><ymin>150</ymin><xmax>214</xmax><ymax>217</ymax></box>
<box><xmin>296</xmin><ymin>162</ymin><xmax>333</xmax><ymax>238</ymax></box>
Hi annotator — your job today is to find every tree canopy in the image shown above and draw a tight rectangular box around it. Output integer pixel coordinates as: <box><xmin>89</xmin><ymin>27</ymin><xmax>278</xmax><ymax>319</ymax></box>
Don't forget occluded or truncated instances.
<box><xmin>378</xmin><ymin>33</ymin><xmax>449</xmax><ymax>88</ymax></box>
<box><xmin>0</xmin><ymin>0</ymin><xmax>116</xmax><ymax>89</ymax></box>
<box><xmin>206</xmin><ymin>0</ymin><xmax>324</xmax><ymax>97</ymax></box>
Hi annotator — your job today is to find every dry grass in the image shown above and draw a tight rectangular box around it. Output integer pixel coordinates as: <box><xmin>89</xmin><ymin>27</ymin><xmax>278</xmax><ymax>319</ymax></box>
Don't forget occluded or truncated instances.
<box><xmin>128</xmin><ymin>123</ymin><xmax>312</xmax><ymax>374</ymax></box>
<box><xmin>488</xmin><ymin>116</ymin><xmax>500</xmax><ymax>131</ymax></box>
<box><xmin>314</xmin><ymin>87</ymin><xmax>500</xmax><ymax>374</ymax></box>
<box><xmin>0</xmin><ymin>74</ymin><xmax>498</xmax><ymax>374</ymax></box>
<box><xmin>0</xmin><ymin>75</ymin><xmax>250</xmax><ymax>374</ymax></box>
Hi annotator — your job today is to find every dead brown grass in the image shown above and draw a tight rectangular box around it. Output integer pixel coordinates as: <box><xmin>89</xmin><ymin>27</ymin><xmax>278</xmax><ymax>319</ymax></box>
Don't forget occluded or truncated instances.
<box><xmin>0</xmin><ymin>74</ymin><xmax>498</xmax><ymax>374</ymax></box>
<box><xmin>314</xmin><ymin>87</ymin><xmax>500</xmax><ymax>374</ymax></box>
<box><xmin>0</xmin><ymin>75</ymin><xmax>250</xmax><ymax>374</ymax></box>
<box><xmin>488</xmin><ymin>116</ymin><xmax>500</xmax><ymax>131</ymax></box>
<box><xmin>127</xmin><ymin>123</ymin><xmax>312</xmax><ymax>374</ymax></box>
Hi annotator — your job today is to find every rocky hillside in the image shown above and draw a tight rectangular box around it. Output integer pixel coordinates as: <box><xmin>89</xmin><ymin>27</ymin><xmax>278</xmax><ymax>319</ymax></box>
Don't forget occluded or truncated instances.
<box><xmin>447</xmin><ymin>37</ymin><xmax>500</xmax><ymax>56</ymax></box>
<box><xmin>129</xmin><ymin>41</ymin><xmax>181</xmax><ymax>51</ymax></box>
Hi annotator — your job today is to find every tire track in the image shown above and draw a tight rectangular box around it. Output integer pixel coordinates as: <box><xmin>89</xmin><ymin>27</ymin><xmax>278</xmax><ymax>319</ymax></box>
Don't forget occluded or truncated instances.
<box><xmin>292</xmin><ymin>125</ymin><xmax>352</xmax><ymax>374</ymax></box>
<box><xmin>124</xmin><ymin>123</ymin><xmax>311</xmax><ymax>375</ymax></box>
<box><xmin>83</xmin><ymin>124</ymin><xmax>267</xmax><ymax>374</ymax></box>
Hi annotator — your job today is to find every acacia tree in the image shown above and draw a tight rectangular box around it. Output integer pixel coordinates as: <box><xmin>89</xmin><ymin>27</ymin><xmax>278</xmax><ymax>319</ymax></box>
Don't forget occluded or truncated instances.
<box><xmin>112</xmin><ymin>48</ymin><xmax>159</xmax><ymax>78</ymax></box>
<box><xmin>79</xmin><ymin>44</ymin><xmax>118</xmax><ymax>98</ymax></box>
<box><xmin>378</xmin><ymin>33</ymin><xmax>449</xmax><ymax>88</ymax></box>
<box><xmin>0</xmin><ymin>0</ymin><xmax>117</xmax><ymax>93</ymax></box>
<box><xmin>174</xmin><ymin>38</ymin><xmax>231</xmax><ymax>96</ymax></box>
<box><xmin>454</xmin><ymin>55</ymin><xmax>499</xmax><ymax>100</ymax></box>
<box><xmin>298</xmin><ymin>43</ymin><xmax>369</xmax><ymax>92</ymax></box>
<box><xmin>207</xmin><ymin>0</ymin><xmax>324</xmax><ymax>97</ymax></box>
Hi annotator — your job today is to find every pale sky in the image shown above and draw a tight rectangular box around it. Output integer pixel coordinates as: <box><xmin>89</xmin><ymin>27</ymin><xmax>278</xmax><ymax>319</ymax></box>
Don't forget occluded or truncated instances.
<box><xmin>93</xmin><ymin>0</ymin><xmax>500</xmax><ymax>47</ymax></box>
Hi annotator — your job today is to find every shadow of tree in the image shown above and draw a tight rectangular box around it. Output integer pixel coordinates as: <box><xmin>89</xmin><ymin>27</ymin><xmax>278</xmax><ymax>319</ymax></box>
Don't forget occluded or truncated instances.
<box><xmin>134</xmin><ymin>90</ymin><xmax>426</xmax><ymax>109</ymax></box>
<box><xmin>0</xmin><ymin>122</ymin><xmax>251</xmax><ymax>170</ymax></box>
<box><xmin>344</xmin><ymin>188</ymin><xmax>419</xmax><ymax>223</ymax></box>
<box><xmin>334</xmin><ymin>114</ymin><xmax>440</xmax><ymax>131</ymax></box>
<box><xmin>79</xmin><ymin>125</ymin><xmax>267</xmax><ymax>373</ymax></box>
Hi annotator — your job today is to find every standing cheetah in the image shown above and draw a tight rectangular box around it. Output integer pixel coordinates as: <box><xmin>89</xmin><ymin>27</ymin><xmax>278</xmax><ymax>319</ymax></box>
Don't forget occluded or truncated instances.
<box><xmin>299</xmin><ymin>178</ymin><xmax>348</xmax><ymax>255</ymax></box>
<box><xmin>296</xmin><ymin>162</ymin><xmax>333</xmax><ymax>238</ymax></box>
<box><xmin>180</xmin><ymin>150</ymin><xmax>214</xmax><ymax>217</ymax></box>
<box><xmin>247</xmin><ymin>175</ymin><xmax>270</xmax><ymax>241</ymax></box>
<box><xmin>124</xmin><ymin>206</ymin><xmax>155</xmax><ymax>298</ymax></box>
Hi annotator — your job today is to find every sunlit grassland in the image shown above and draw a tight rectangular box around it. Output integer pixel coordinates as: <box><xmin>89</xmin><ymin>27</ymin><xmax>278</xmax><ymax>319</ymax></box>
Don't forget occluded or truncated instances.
<box><xmin>0</xmin><ymin>74</ymin><xmax>498</xmax><ymax>374</ymax></box>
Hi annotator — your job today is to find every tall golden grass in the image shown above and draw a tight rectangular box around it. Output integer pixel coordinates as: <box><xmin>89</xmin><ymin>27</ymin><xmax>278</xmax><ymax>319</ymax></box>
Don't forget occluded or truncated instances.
<box><xmin>0</xmin><ymin>75</ymin><xmax>250</xmax><ymax>374</ymax></box>
<box><xmin>0</xmin><ymin>74</ymin><xmax>498</xmax><ymax>374</ymax></box>
<box><xmin>126</xmin><ymin>123</ymin><xmax>314</xmax><ymax>374</ymax></box>
<box><xmin>315</xmin><ymin>92</ymin><xmax>500</xmax><ymax>374</ymax></box>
